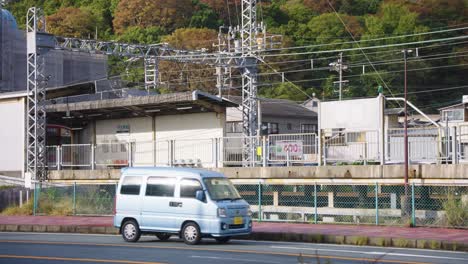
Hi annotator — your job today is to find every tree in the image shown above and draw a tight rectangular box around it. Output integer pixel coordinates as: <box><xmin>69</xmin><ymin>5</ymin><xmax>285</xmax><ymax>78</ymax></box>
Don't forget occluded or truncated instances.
<box><xmin>190</xmin><ymin>0</ymin><xmax>223</xmax><ymax>29</ymax></box>
<box><xmin>259</xmin><ymin>83</ymin><xmax>311</xmax><ymax>102</ymax></box>
<box><xmin>163</xmin><ymin>27</ymin><xmax>218</xmax><ymax>51</ymax></box>
<box><xmin>46</xmin><ymin>7</ymin><xmax>96</xmax><ymax>38</ymax></box>
<box><xmin>338</xmin><ymin>0</ymin><xmax>382</xmax><ymax>15</ymax></box>
<box><xmin>303</xmin><ymin>0</ymin><xmax>340</xmax><ymax>14</ymax></box>
<box><xmin>306</xmin><ymin>13</ymin><xmax>363</xmax><ymax>48</ymax></box>
<box><xmin>160</xmin><ymin>28</ymin><xmax>219</xmax><ymax>93</ymax></box>
<box><xmin>113</xmin><ymin>0</ymin><xmax>193</xmax><ymax>34</ymax></box>
<box><xmin>117</xmin><ymin>26</ymin><xmax>166</xmax><ymax>44</ymax></box>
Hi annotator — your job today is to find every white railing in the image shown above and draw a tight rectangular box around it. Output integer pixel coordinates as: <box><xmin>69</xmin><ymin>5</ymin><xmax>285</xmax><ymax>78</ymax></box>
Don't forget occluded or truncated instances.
<box><xmin>386</xmin><ymin>127</ymin><xmax>448</xmax><ymax>164</ymax></box>
<box><xmin>95</xmin><ymin>142</ymin><xmax>129</xmax><ymax>168</ymax></box>
<box><xmin>323</xmin><ymin>130</ymin><xmax>380</xmax><ymax>164</ymax></box>
<box><xmin>43</xmin><ymin>127</ymin><xmax>468</xmax><ymax>169</ymax></box>
<box><xmin>61</xmin><ymin>144</ymin><xmax>92</xmax><ymax>168</ymax></box>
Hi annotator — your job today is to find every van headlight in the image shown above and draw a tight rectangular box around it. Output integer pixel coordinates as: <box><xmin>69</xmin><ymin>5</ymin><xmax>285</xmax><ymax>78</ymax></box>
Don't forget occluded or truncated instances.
<box><xmin>247</xmin><ymin>207</ymin><xmax>252</xmax><ymax>217</ymax></box>
<box><xmin>217</xmin><ymin>208</ymin><xmax>227</xmax><ymax>217</ymax></box>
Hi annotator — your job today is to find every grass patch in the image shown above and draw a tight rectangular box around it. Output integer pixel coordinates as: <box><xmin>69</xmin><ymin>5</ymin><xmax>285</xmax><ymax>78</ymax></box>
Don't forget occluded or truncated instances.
<box><xmin>1</xmin><ymin>200</ymin><xmax>33</xmax><ymax>215</ymax></box>
<box><xmin>429</xmin><ymin>240</ymin><xmax>441</xmax><ymax>250</ymax></box>
<box><xmin>355</xmin><ymin>236</ymin><xmax>368</xmax><ymax>246</ymax></box>
<box><xmin>0</xmin><ymin>185</ymin><xmax>16</xmax><ymax>190</ymax></box>
<box><xmin>393</xmin><ymin>238</ymin><xmax>409</xmax><ymax>248</ymax></box>
<box><xmin>442</xmin><ymin>194</ymin><xmax>468</xmax><ymax>228</ymax></box>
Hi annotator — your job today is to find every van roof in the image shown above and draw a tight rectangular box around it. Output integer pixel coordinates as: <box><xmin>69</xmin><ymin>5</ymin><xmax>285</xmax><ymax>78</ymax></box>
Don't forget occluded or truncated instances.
<box><xmin>120</xmin><ymin>167</ymin><xmax>224</xmax><ymax>178</ymax></box>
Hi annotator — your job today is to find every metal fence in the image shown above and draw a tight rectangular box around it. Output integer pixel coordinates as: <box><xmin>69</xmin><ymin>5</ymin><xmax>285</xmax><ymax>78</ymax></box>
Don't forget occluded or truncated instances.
<box><xmin>323</xmin><ymin>130</ymin><xmax>380</xmax><ymax>165</ymax></box>
<box><xmin>234</xmin><ymin>182</ymin><xmax>468</xmax><ymax>228</ymax></box>
<box><xmin>30</xmin><ymin>183</ymin><xmax>116</xmax><ymax>216</ymax></box>
<box><xmin>45</xmin><ymin>133</ymin><xmax>320</xmax><ymax>169</ymax></box>
<box><xmin>3</xmin><ymin>182</ymin><xmax>465</xmax><ymax>229</ymax></box>
<box><xmin>42</xmin><ymin>126</ymin><xmax>468</xmax><ymax>169</ymax></box>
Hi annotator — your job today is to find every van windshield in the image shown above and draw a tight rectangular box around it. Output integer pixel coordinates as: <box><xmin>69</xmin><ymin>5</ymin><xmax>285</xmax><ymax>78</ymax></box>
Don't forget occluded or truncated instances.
<box><xmin>203</xmin><ymin>177</ymin><xmax>242</xmax><ymax>201</ymax></box>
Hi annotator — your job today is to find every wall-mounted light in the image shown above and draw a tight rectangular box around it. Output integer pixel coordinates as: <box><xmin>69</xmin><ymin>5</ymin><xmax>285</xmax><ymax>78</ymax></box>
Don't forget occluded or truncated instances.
<box><xmin>145</xmin><ymin>109</ymin><xmax>161</xmax><ymax>113</ymax></box>
<box><xmin>176</xmin><ymin>106</ymin><xmax>193</xmax><ymax>111</ymax></box>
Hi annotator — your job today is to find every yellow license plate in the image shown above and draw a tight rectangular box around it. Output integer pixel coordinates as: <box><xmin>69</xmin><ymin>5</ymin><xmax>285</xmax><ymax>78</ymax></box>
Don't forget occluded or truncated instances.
<box><xmin>233</xmin><ymin>216</ymin><xmax>243</xmax><ymax>225</ymax></box>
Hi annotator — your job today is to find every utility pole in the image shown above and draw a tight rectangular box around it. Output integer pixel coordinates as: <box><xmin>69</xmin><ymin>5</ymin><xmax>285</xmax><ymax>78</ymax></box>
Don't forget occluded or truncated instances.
<box><xmin>402</xmin><ymin>48</ymin><xmax>413</xmax><ymax>217</ymax></box>
<box><xmin>329</xmin><ymin>53</ymin><xmax>348</xmax><ymax>100</ymax></box>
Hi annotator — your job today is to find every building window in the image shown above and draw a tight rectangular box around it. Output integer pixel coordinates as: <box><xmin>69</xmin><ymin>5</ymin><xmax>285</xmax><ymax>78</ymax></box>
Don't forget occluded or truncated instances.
<box><xmin>442</xmin><ymin>109</ymin><xmax>464</xmax><ymax>122</ymax></box>
<box><xmin>226</xmin><ymin>122</ymin><xmax>243</xmax><ymax>133</ymax></box>
<box><xmin>111</xmin><ymin>140</ymin><xmax>119</xmax><ymax>153</ymax></box>
<box><xmin>346</xmin><ymin>132</ymin><xmax>366</xmax><ymax>143</ymax></box>
<box><xmin>301</xmin><ymin>124</ymin><xmax>316</xmax><ymax>133</ymax></box>
<box><xmin>103</xmin><ymin>140</ymin><xmax>109</xmax><ymax>153</ymax></box>
<box><xmin>120</xmin><ymin>176</ymin><xmax>141</xmax><ymax>195</ymax></box>
<box><xmin>145</xmin><ymin>177</ymin><xmax>176</xmax><ymax>197</ymax></box>
<box><xmin>312</xmin><ymin>101</ymin><xmax>318</xmax><ymax>107</ymax></box>
<box><xmin>262</xmin><ymin>122</ymin><xmax>279</xmax><ymax>134</ymax></box>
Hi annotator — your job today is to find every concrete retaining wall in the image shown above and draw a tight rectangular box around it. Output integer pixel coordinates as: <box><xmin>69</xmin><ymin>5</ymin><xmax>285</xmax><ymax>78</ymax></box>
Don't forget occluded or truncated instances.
<box><xmin>47</xmin><ymin>164</ymin><xmax>468</xmax><ymax>183</ymax></box>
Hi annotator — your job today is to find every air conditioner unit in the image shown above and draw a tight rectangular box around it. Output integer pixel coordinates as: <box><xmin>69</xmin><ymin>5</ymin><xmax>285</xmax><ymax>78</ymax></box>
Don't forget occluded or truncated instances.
<box><xmin>463</xmin><ymin>95</ymin><xmax>468</xmax><ymax>104</ymax></box>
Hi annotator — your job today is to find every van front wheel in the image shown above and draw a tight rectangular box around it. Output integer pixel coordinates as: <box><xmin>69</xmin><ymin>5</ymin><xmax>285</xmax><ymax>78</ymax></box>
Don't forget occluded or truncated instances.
<box><xmin>182</xmin><ymin>222</ymin><xmax>201</xmax><ymax>245</ymax></box>
<box><xmin>122</xmin><ymin>220</ymin><xmax>141</xmax><ymax>242</ymax></box>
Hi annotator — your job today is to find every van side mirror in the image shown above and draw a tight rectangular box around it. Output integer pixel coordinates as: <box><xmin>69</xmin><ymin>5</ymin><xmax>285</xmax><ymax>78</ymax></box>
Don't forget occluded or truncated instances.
<box><xmin>195</xmin><ymin>190</ymin><xmax>206</xmax><ymax>202</ymax></box>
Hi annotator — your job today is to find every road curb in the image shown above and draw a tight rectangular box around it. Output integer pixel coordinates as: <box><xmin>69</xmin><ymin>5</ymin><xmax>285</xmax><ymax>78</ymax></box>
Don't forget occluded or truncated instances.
<box><xmin>1</xmin><ymin>224</ymin><xmax>466</xmax><ymax>252</ymax></box>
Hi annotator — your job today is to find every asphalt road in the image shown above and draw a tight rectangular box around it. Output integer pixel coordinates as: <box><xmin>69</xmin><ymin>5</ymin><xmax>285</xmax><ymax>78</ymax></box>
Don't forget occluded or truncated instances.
<box><xmin>0</xmin><ymin>232</ymin><xmax>467</xmax><ymax>264</ymax></box>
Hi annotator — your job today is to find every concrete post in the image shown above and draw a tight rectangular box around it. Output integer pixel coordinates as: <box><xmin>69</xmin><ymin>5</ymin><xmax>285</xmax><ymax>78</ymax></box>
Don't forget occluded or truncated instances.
<box><xmin>273</xmin><ymin>191</ymin><xmax>279</xmax><ymax>206</ymax></box>
<box><xmin>328</xmin><ymin>192</ymin><xmax>334</xmax><ymax>208</ymax></box>
<box><xmin>390</xmin><ymin>193</ymin><xmax>397</xmax><ymax>209</ymax></box>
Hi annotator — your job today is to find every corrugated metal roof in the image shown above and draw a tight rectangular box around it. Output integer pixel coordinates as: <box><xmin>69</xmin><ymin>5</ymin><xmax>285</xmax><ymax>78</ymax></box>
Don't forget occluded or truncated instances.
<box><xmin>226</xmin><ymin>96</ymin><xmax>317</xmax><ymax>118</ymax></box>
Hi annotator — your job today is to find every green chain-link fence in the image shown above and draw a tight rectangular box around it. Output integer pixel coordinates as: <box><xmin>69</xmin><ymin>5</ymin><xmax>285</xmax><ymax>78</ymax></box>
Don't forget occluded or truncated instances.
<box><xmin>234</xmin><ymin>183</ymin><xmax>468</xmax><ymax>228</ymax></box>
<box><xmin>33</xmin><ymin>183</ymin><xmax>116</xmax><ymax>216</ymax></box>
<box><xmin>26</xmin><ymin>182</ymin><xmax>468</xmax><ymax>229</ymax></box>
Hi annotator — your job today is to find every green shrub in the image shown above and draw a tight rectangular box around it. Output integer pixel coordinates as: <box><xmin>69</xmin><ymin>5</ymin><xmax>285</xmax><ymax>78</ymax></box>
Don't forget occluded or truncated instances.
<box><xmin>442</xmin><ymin>195</ymin><xmax>468</xmax><ymax>227</ymax></box>
<box><xmin>1</xmin><ymin>200</ymin><xmax>33</xmax><ymax>215</ymax></box>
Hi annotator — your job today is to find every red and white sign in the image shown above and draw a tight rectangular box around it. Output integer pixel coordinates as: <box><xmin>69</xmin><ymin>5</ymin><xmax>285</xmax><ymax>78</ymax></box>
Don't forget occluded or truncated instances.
<box><xmin>275</xmin><ymin>141</ymin><xmax>303</xmax><ymax>157</ymax></box>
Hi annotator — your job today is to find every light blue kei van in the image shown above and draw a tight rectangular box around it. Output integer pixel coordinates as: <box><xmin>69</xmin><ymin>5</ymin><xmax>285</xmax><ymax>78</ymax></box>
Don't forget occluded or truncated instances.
<box><xmin>114</xmin><ymin>167</ymin><xmax>252</xmax><ymax>245</ymax></box>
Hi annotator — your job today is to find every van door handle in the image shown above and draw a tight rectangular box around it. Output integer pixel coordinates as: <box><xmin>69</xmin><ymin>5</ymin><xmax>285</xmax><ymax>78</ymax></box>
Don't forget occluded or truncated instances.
<box><xmin>169</xmin><ymin>201</ymin><xmax>182</xmax><ymax>207</ymax></box>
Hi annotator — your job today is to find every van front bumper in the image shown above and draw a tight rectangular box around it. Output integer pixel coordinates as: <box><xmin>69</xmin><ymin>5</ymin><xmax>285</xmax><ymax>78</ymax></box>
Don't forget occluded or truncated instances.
<box><xmin>210</xmin><ymin>217</ymin><xmax>252</xmax><ymax>237</ymax></box>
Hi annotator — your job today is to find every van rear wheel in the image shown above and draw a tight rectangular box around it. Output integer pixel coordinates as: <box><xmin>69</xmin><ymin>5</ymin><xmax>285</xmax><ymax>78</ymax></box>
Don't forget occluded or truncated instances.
<box><xmin>215</xmin><ymin>236</ymin><xmax>231</xmax><ymax>244</ymax></box>
<box><xmin>155</xmin><ymin>233</ymin><xmax>171</xmax><ymax>241</ymax></box>
<box><xmin>182</xmin><ymin>222</ymin><xmax>201</xmax><ymax>245</ymax></box>
<box><xmin>122</xmin><ymin>220</ymin><xmax>141</xmax><ymax>242</ymax></box>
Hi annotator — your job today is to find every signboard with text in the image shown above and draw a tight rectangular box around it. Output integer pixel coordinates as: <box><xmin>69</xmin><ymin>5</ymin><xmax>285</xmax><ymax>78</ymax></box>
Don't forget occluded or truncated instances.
<box><xmin>274</xmin><ymin>140</ymin><xmax>303</xmax><ymax>157</ymax></box>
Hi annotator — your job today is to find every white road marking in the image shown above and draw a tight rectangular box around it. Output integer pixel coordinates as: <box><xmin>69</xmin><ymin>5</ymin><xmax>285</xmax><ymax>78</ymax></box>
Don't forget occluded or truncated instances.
<box><xmin>271</xmin><ymin>246</ymin><xmax>468</xmax><ymax>261</ymax></box>
<box><xmin>190</xmin><ymin>255</ymin><xmax>282</xmax><ymax>264</ymax></box>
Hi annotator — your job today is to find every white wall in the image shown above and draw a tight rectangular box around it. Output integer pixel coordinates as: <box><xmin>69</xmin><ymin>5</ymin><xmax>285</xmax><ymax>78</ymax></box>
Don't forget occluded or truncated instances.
<box><xmin>155</xmin><ymin>113</ymin><xmax>225</xmax><ymax>167</ymax></box>
<box><xmin>93</xmin><ymin>112</ymin><xmax>225</xmax><ymax>168</ymax></box>
<box><xmin>0</xmin><ymin>97</ymin><xmax>24</xmax><ymax>176</ymax></box>
<box><xmin>320</xmin><ymin>97</ymin><xmax>382</xmax><ymax>131</ymax></box>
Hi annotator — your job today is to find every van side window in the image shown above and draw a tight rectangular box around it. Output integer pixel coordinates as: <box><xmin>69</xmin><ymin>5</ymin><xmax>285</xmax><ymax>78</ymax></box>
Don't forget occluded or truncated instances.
<box><xmin>146</xmin><ymin>177</ymin><xmax>176</xmax><ymax>197</ymax></box>
<box><xmin>120</xmin><ymin>176</ymin><xmax>141</xmax><ymax>195</ymax></box>
<box><xmin>180</xmin><ymin>179</ymin><xmax>203</xmax><ymax>198</ymax></box>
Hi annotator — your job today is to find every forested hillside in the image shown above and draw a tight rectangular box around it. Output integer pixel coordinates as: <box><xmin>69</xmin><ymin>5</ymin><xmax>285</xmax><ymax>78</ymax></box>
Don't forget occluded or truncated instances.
<box><xmin>5</xmin><ymin>0</ymin><xmax>468</xmax><ymax>112</ymax></box>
